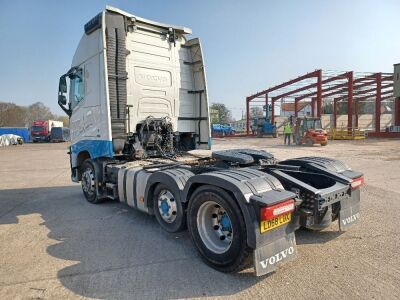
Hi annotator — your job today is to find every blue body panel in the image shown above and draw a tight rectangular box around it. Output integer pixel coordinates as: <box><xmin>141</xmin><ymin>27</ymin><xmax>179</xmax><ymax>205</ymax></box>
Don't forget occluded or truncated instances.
<box><xmin>262</xmin><ymin>122</ymin><xmax>276</xmax><ymax>134</ymax></box>
<box><xmin>70</xmin><ymin>139</ymin><xmax>114</xmax><ymax>167</ymax></box>
<box><xmin>0</xmin><ymin>127</ymin><xmax>30</xmax><ymax>142</ymax></box>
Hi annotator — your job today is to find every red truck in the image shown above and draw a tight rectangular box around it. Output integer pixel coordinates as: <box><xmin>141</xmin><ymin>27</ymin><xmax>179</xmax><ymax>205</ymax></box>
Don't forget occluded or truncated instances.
<box><xmin>31</xmin><ymin>120</ymin><xmax>63</xmax><ymax>142</ymax></box>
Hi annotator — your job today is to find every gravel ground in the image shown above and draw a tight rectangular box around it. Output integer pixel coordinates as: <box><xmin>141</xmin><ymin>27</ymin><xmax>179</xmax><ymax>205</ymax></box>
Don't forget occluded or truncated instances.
<box><xmin>0</xmin><ymin>138</ymin><xmax>399</xmax><ymax>299</ymax></box>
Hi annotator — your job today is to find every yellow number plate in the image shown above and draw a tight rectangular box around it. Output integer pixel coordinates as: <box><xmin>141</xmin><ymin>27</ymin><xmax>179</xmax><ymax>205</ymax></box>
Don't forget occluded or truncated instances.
<box><xmin>260</xmin><ymin>213</ymin><xmax>292</xmax><ymax>233</ymax></box>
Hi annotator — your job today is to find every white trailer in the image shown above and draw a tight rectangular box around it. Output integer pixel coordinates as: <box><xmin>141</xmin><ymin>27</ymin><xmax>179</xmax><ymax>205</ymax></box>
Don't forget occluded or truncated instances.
<box><xmin>58</xmin><ymin>6</ymin><xmax>363</xmax><ymax>276</ymax></box>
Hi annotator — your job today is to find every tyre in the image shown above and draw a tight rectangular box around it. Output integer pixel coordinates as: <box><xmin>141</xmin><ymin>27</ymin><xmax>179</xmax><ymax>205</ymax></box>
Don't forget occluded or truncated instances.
<box><xmin>153</xmin><ymin>183</ymin><xmax>186</xmax><ymax>233</ymax></box>
<box><xmin>306</xmin><ymin>138</ymin><xmax>313</xmax><ymax>146</ymax></box>
<box><xmin>81</xmin><ymin>159</ymin><xmax>101</xmax><ymax>204</ymax></box>
<box><xmin>321</xmin><ymin>142</ymin><xmax>328</xmax><ymax>146</ymax></box>
<box><xmin>187</xmin><ymin>185</ymin><xmax>252</xmax><ymax>273</ymax></box>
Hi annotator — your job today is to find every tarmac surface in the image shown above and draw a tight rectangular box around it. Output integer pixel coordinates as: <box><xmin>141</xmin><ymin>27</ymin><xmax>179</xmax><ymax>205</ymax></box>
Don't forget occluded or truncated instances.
<box><xmin>1</xmin><ymin>138</ymin><xmax>399</xmax><ymax>299</ymax></box>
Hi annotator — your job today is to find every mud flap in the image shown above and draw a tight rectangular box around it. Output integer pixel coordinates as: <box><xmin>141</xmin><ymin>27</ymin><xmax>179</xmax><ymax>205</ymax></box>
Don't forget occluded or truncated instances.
<box><xmin>339</xmin><ymin>202</ymin><xmax>360</xmax><ymax>230</ymax></box>
<box><xmin>253</xmin><ymin>232</ymin><xmax>297</xmax><ymax>276</ymax></box>
<box><xmin>339</xmin><ymin>189</ymin><xmax>361</xmax><ymax>230</ymax></box>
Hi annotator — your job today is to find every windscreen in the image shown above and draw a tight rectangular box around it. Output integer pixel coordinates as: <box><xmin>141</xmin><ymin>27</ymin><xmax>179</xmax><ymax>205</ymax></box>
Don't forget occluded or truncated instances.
<box><xmin>31</xmin><ymin>126</ymin><xmax>45</xmax><ymax>131</ymax></box>
<box><xmin>305</xmin><ymin>119</ymin><xmax>322</xmax><ymax>129</ymax></box>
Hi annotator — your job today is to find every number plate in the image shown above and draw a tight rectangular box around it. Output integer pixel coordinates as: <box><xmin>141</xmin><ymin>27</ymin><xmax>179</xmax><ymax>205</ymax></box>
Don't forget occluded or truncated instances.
<box><xmin>260</xmin><ymin>213</ymin><xmax>291</xmax><ymax>233</ymax></box>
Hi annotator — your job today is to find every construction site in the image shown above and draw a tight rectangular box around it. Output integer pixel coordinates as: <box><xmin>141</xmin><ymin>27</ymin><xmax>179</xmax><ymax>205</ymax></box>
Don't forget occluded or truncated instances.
<box><xmin>238</xmin><ymin>67</ymin><xmax>400</xmax><ymax>141</ymax></box>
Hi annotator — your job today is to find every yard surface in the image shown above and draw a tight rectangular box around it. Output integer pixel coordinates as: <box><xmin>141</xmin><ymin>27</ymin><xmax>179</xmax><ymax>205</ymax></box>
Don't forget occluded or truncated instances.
<box><xmin>1</xmin><ymin>138</ymin><xmax>399</xmax><ymax>299</ymax></box>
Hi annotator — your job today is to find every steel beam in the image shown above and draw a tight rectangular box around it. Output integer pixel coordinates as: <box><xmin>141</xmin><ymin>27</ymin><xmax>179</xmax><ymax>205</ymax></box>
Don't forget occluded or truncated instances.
<box><xmin>355</xmin><ymin>100</ymin><xmax>359</xmax><ymax>128</ymax></box>
<box><xmin>247</xmin><ymin>70</ymin><xmax>321</xmax><ymax>101</ymax></box>
<box><xmin>333</xmin><ymin>98</ymin><xmax>338</xmax><ymax>128</ymax></box>
<box><xmin>311</xmin><ymin>97</ymin><xmax>316</xmax><ymax>116</ymax></box>
<box><xmin>271</xmin><ymin>97</ymin><xmax>277</xmax><ymax>124</ymax></box>
<box><xmin>375</xmin><ymin>73</ymin><xmax>382</xmax><ymax>132</ymax></box>
<box><xmin>396</xmin><ymin>97</ymin><xmax>400</xmax><ymax>126</ymax></box>
<box><xmin>317</xmin><ymin>70</ymin><xmax>322</xmax><ymax>116</ymax></box>
<box><xmin>246</xmin><ymin>97</ymin><xmax>250</xmax><ymax>135</ymax></box>
<box><xmin>347</xmin><ymin>72</ymin><xmax>353</xmax><ymax>130</ymax></box>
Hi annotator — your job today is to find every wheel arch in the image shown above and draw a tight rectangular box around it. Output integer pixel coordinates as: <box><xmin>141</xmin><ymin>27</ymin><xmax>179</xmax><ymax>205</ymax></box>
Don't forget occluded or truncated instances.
<box><xmin>144</xmin><ymin>168</ymin><xmax>194</xmax><ymax>214</ymax></box>
<box><xmin>183</xmin><ymin>174</ymin><xmax>258</xmax><ymax>249</ymax></box>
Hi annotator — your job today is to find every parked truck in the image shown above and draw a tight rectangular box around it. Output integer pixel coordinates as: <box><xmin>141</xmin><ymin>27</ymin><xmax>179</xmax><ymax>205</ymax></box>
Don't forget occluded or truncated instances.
<box><xmin>31</xmin><ymin>120</ymin><xmax>63</xmax><ymax>142</ymax></box>
<box><xmin>58</xmin><ymin>6</ymin><xmax>363</xmax><ymax>276</ymax></box>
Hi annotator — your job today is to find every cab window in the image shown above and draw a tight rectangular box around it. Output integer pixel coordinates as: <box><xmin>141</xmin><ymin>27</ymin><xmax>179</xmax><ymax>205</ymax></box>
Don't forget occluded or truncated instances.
<box><xmin>69</xmin><ymin>68</ymin><xmax>84</xmax><ymax>107</ymax></box>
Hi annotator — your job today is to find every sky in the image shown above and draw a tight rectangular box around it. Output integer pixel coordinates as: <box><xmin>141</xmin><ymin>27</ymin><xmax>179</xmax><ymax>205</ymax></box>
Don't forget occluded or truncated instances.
<box><xmin>0</xmin><ymin>0</ymin><xmax>399</xmax><ymax>120</ymax></box>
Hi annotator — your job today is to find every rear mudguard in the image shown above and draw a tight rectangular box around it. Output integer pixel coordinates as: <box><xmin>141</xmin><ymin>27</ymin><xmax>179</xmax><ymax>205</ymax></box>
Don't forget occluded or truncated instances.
<box><xmin>273</xmin><ymin>156</ymin><xmax>363</xmax><ymax>230</ymax></box>
<box><xmin>144</xmin><ymin>167</ymin><xmax>194</xmax><ymax>214</ymax></box>
<box><xmin>182</xmin><ymin>168</ymin><xmax>298</xmax><ymax>275</ymax></box>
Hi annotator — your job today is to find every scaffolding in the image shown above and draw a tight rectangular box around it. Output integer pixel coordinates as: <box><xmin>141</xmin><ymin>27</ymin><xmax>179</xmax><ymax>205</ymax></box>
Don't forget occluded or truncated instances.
<box><xmin>245</xmin><ymin>69</ymin><xmax>399</xmax><ymax>136</ymax></box>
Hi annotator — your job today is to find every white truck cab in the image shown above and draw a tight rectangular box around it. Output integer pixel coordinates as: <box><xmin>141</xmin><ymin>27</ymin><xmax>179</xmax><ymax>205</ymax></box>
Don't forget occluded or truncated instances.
<box><xmin>58</xmin><ymin>6</ymin><xmax>210</xmax><ymax>181</ymax></box>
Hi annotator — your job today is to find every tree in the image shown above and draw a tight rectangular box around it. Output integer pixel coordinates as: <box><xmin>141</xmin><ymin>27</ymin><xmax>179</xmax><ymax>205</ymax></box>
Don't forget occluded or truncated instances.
<box><xmin>250</xmin><ymin>106</ymin><xmax>264</xmax><ymax>119</ymax></box>
<box><xmin>0</xmin><ymin>102</ymin><xmax>27</xmax><ymax>127</ymax></box>
<box><xmin>0</xmin><ymin>101</ymin><xmax>67</xmax><ymax>127</ymax></box>
<box><xmin>25</xmin><ymin>102</ymin><xmax>55</xmax><ymax>125</ymax></box>
<box><xmin>209</xmin><ymin>103</ymin><xmax>232</xmax><ymax>124</ymax></box>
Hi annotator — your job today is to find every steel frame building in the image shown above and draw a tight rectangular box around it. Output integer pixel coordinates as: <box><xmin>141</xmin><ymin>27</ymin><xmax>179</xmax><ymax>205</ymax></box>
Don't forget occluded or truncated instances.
<box><xmin>245</xmin><ymin>69</ymin><xmax>400</xmax><ymax>135</ymax></box>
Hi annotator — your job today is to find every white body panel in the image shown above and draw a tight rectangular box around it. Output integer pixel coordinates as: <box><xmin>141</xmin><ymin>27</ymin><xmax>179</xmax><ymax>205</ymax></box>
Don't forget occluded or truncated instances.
<box><xmin>68</xmin><ymin>6</ymin><xmax>211</xmax><ymax>168</ymax></box>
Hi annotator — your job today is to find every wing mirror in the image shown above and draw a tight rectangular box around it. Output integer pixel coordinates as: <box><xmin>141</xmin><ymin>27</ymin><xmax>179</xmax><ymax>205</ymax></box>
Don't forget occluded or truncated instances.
<box><xmin>59</xmin><ymin>76</ymin><xmax>67</xmax><ymax>93</ymax></box>
<box><xmin>58</xmin><ymin>95</ymin><xmax>67</xmax><ymax>105</ymax></box>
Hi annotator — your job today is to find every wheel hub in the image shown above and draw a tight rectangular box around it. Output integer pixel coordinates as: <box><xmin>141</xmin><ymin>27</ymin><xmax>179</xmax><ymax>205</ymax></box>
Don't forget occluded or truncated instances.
<box><xmin>197</xmin><ymin>200</ymin><xmax>233</xmax><ymax>254</ymax></box>
<box><xmin>81</xmin><ymin>168</ymin><xmax>95</xmax><ymax>195</ymax></box>
<box><xmin>158</xmin><ymin>190</ymin><xmax>177</xmax><ymax>223</ymax></box>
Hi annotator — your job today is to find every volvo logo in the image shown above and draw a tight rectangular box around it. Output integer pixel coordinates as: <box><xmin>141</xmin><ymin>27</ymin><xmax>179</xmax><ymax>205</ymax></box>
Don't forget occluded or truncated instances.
<box><xmin>341</xmin><ymin>212</ymin><xmax>360</xmax><ymax>226</ymax></box>
<box><xmin>259</xmin><ymin>246</ymin><xmax>295</xmax><ymax>269</ymax></box>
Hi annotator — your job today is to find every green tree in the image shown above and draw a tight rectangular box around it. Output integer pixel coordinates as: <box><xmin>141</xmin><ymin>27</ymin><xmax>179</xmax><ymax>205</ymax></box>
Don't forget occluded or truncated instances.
<box><xmin>209</xmin><ymin>103</ymin><xmax>232</xmax><ymax>124</ymax></box>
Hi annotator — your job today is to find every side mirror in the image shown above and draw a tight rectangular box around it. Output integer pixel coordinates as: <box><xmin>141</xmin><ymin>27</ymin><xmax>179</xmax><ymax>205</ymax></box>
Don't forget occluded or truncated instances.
<box><xmin>58</xmin><ymin>95</ymin><xmax>67</xmax><ymax>105</ymax></box>
<box><xmin>59</xmin><ymin>76</ymin><xmax>67</xmax><ymax>93</ymax></box>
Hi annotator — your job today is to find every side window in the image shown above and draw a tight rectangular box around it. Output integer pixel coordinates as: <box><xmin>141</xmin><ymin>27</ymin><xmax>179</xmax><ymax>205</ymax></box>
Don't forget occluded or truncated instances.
<box><xmin>69</xmin><ymin>68</ymin><xmax>84</xmax><ymax>109</ymax></box>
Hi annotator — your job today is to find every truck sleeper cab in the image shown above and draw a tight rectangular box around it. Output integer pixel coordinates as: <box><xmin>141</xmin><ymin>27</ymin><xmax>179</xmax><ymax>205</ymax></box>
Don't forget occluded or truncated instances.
<box><xmin>58</xmin><ymin>6</ymin><xmax>363</xmax><ymax>277</ymax></box>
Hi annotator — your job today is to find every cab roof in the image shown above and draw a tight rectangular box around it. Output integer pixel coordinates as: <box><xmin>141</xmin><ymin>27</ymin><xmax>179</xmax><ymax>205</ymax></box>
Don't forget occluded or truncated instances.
<box><xmin>106</xmin><ymin>6</ymin><xmax>192</xmax><ymax>34</ymax></box>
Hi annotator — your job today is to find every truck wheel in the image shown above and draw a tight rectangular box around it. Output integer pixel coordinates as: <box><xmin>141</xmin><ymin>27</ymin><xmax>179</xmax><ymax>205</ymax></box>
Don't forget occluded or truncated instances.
<box><xmin>153</xmin><ymin>184</ymin><xmax>186</xmax><ymax>233</ymax></box>
<box><xmin>306</xmin><ymin>138</ymin><xmax>313</xmax><ymax>146</ymax></box>
<box><xmin>188</xmin><ymin>185</ymin><xmax>252</xmax><ymax>273</ymax></box>
<box><xmin>81</xmin><ymin>159</ymin><xmax>101</xmax><ymax>204</ymax></box>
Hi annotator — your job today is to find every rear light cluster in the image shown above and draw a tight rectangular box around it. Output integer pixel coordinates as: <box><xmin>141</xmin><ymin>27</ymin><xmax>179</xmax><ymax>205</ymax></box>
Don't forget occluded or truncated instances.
<box><xmin>260</xmin><ymin>199</ymin><xmax>295</xmax><ymax>221</ymax></box>
<box><xmin>351</xmin><ymin>176</ymin><xmax>364</xmax><ymax>189</ymax></box>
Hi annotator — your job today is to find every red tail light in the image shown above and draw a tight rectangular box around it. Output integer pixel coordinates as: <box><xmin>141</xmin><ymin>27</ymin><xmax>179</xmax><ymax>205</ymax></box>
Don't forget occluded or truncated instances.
<box><xmin>260</xmin><ymin>199</ymin><xmax>295</xmax><ymax>221</ymax></box>
<box><xmin>351</xmin><ymin>176</ymin><xmax>364</xmax><ymax>189</ymax></box>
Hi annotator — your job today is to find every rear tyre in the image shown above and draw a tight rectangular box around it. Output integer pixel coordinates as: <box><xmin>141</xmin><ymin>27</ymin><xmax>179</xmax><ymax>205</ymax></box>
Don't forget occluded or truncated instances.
<box><xmin>81</xmin><ymin>159</ymin><xmax>101</xmax><ymax>204</ymax></box>
<box><xmin>153</xmin><ymin>184</ymin><xmax>186</xmax><ymax>233</ymax></box>
<box><xmin>306</xmin><ymin>138</ymin><xmax>313</xmax><ymax>146</ymax></box>
<box><xmin>321</xmin><ymin>142</ymin><xmax>328</xmax><ymax>146</ymax></box>
<box><xmin>188</xmin><ymin>185</ymin><xmax>252</xmax><ymax>273</ymax></box>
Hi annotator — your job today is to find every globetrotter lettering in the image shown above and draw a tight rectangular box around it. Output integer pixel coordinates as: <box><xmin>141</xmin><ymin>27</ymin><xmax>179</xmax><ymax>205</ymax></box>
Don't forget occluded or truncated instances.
<box><xmin>259</xmin><ymin>246</ymin><xmax>295</xmax><ymax>269</ymax></box>
<box><xmin>342</xmin><ymin>212</ymin><xmax>360</xmax><ymax>226</ymax></box>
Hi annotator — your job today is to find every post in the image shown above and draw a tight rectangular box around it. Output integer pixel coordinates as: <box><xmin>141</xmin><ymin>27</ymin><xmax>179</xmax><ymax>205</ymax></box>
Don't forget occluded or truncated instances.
<box><xmin>317</xmin><ymin>70</ymin><xmax>322</xmax><ymax>117</ymax></box>
<box><xmin>246</xmin><ymin>97</ymin><xmax>250</xmax><ymax>135</ymax></box>
<box><xmin>347</xmin><ymin>72</ymin><xmax>353</xmax><ymax>130</ymax></box>
<box><xmin>294</xmin><ymin>99</ymin><xmax>299</xmax><ymax>117</ymax></box>
<box><xmin>271</xmin><ymin>97</ymin><xmax>276</xmax><ymax>125</ymax></box>
<box><xmin>375</xmin><ymin>73</ymin><xmax>382</xmax><ymax>132</ymax></box>
<box><xmin>395</xmin><ymin>97</ymin><xmax>400</xmax><ymax>126</ymax></box>
<box><xmin>311</xmin><ymin>97</ymin><xmax>316</xmax><ymax>117</ymax></box>
<box><xmin>333</xmin><ymin>98</ymin><xmax>338</xmax><ymax>128</ymax></box>
<box><xmin>265</xmin><ymin>93</ymin><xmax>268</xmax><ymax>119</ymax></box>
<box><xmin>355</xmin><ymin>100</ymin><xmax>359</xmax><ymax>128</ymax></box>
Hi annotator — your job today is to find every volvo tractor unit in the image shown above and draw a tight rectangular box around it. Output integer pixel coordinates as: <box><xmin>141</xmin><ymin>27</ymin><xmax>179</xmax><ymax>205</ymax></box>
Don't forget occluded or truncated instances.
<box><xmin>58</xmin><ymin>6</ymin><xmax>364</xmax><ymax>276</ymax></box>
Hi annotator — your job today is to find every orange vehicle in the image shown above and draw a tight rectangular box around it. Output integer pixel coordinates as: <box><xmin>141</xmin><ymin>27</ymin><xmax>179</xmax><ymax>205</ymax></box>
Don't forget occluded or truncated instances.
<box><xmin>293</xmin><ymin>117</ymin><xmax>328</xmax><ymax>146</ymax></box>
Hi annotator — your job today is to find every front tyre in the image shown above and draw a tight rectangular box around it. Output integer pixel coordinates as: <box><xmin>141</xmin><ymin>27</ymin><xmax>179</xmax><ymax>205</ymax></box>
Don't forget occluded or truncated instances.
<box><xmin>81</xmin><ymin>159</ymin><xmax>101</xmax><ymax>204</ymax></box>
<box><xmin>153</xmin><ymin>184</ymin><xmax>186</xmax><ymax>233</ymax></box>
<box><xmin>188</xmin><ymin>185</ymin><xmax>252</xmax><ymax>273</ymax></box>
